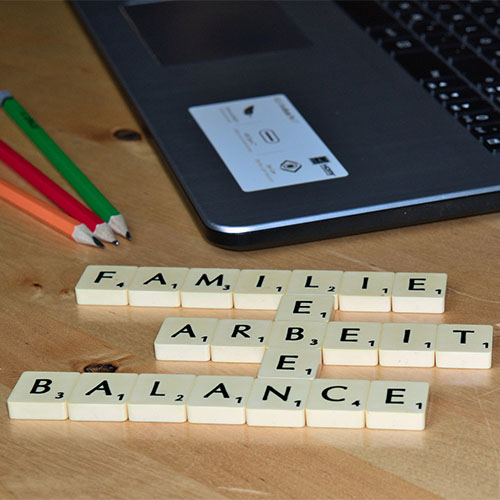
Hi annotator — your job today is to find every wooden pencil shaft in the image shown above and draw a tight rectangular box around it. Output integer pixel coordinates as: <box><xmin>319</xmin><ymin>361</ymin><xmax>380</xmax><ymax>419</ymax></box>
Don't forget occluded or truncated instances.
<box><xmin>2</xmin><ymin>97</ymin><xmax>119</xmax><ymax>220</ymax></box>
<box><xmin>0</xmin><ymin>139</ymin><xmax>104</xmax><ymax>232</ymax></box>
<box><xmin>0</xmin><ymin>178</ymin><xmax>81</xmax><ymax>238</ymax></box>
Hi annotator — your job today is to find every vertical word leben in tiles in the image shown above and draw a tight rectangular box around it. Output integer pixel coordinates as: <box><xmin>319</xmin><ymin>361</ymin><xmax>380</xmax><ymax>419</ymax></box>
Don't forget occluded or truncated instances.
<box><xmin>275</xmin><ymin>294</ymin><xmax>335</xmax><ymax>322</ymax></box>
<box><xmin>7</xmin><ymin>372</ymin><xmax>80</xmax><ymax>420</ymax></box>
<box><xmin>211</xmin><ymin>319</ymin><xmax>273</xmax><ymax>363</ymax></box>
<box><xmin>68</xmin><ymin>373</ymin><xmax>138</xmax><ymax>421</ymax></box>
<box><xmin>187</xmin><ymin>375</ymin><xmax>254</xmax><ymax>424</ymax></box>
<box><xmin>379</xmin><ymin>323</ymin><xmax>437</xmax><ymax>367</ymax></box>
<box><xmin>268</xmin><ymin>321</ymin><xmax>327</xmax><ymax>351</ymax></box>
<box><xmin>128</xmin><ymin>267</ymin><xmax>189</xmax><ymax>307</ymax></box>
<box><xmin>258</xmin><ymin>348</ymin><xmax>322</xmax><ymax>380</ymax></box>
<box><xmin>436</xmin><ymin>324</ymin><xmax>493</xmax><ymax>369</ymax></box>
<box><xmin>127</xmin><ymin>374</ymin><xmax>196</xmax><ymax>422</ymax></box>
<box><xmin>75</xmin><ymin>265</ymin><xmax>138</xmax><ymax>305</ymax></box>
<box><xmin>233</xmin><ymin>269</ymin><xmax>291</xmax><ymax>310</ymax></box>
<box><xmin>180</xmin><ymin>268</ymin><xmax>240</xmax><ymax>308</ymax></box>
<box><xmin>323</xmin><ymin>322</ymin><xmax>382</xmax><ymax>366</ymax></box>
<box><xmin>286</xmin><ymin>270</ymin><xmax>344</xmax><ymax>309</ymax></box>
<box><xmin>155</xmin><ymin>317</ymin><xmax>218</xmax><ymax>361</ymax></box>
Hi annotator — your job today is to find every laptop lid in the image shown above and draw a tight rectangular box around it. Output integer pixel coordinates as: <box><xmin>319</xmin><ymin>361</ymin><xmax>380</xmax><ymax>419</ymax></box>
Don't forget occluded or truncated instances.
<box><xmin>73</xmin><ymin>0</ymin><xmax>500</xmax><ymax>249</ymax></box>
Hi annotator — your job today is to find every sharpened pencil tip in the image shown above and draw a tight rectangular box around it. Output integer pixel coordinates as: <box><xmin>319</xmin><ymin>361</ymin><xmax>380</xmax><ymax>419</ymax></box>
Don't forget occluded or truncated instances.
<box><xmin>0</xmin><ymin>90</ymin><xmax>13</xmax><ymax>106</ymax></box>
<box><xmin>113</xmin><ymin>240</ymin><xmax>119</xmax><ymax>246</ymax></box>
<box><xmin>126</xmin><ymin>232</ymin><xmax>132</xmax><ymax>240</ymax></box>
<box><xmin>93</xmin><ymin>237</ymin><xmax>105</xmax><ymax>248</ymax></box>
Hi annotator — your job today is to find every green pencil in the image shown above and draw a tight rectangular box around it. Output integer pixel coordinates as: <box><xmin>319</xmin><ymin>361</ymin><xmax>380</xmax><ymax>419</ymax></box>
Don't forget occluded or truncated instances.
<box><xmin>0</xmin><ymin>90</ymin><xmax>130</xmax><ymax>239</ymax></box>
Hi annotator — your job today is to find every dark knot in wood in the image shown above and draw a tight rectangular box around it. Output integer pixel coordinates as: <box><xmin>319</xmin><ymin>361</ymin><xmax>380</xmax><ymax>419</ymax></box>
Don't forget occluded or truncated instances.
<box><xmin>84</xmin><ymin>363</ymin><xmax>118</xmax><ymax>373</ymax></box>
<box><xmin>113</xmin><ymin>129</ymin><xmax>142</xmax><ymax>141</ymax></box>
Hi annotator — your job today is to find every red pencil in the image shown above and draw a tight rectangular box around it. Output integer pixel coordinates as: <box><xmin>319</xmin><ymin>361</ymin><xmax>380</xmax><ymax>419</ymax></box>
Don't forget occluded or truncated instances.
<box><xmin>0</xmin><ymin>139</ymin><xmax>118</xmax><ymax>244</ymax></box>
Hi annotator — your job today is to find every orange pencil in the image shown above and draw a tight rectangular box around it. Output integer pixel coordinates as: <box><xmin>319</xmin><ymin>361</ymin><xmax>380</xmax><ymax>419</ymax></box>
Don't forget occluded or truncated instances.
<box><xmin>0</xmin><ymin>178</ymin><xmax>104</xmax><ymax>247</ymax></box>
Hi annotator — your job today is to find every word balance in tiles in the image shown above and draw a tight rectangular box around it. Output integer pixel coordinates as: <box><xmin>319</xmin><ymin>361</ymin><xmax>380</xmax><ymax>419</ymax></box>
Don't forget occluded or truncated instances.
<box><xmin>75</xmin><ymin>266</ymin><xmax>448</xmax><ymax>314</ymax></box>
<box><xmin>7</xmin><ymin>372</ymin><xmax>430</xmax><ymax>430</ymax></box>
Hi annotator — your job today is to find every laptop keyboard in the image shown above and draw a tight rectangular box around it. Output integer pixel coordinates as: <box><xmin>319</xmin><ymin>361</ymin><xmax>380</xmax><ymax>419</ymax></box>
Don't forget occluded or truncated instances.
<box><xmin>337</xmin><ymin>0</ymin><xmax>500</xmax><ymax>153</ymax></box>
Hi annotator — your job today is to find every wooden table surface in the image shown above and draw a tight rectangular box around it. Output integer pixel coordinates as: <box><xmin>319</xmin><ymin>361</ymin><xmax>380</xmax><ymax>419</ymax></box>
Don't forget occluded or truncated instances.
<box><xmin>1</xmin><ymin>2</ymin><xmax>499</xmax><ymax>499</ymax></box>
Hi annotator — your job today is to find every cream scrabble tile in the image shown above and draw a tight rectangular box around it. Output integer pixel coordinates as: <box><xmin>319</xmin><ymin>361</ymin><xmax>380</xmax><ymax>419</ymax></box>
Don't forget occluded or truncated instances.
<box><xmin>7</xmin><ymin>371</ymin><xmax>80</xmax><ymax>420</ymax></box>
<box><xmin>306</xmin><ymin>379</ymin><xmax>370</xmax><ymax>428</ymax></box>
<box><xmin>154</xmin><ymin>317</ymin><xmax>218</xmax><ymax>361</ymax></box>
<box><xmin>180</xmin><ymin>268</ymin><xmax>240</xmax><ymax>308</ymax></box>
<box><xmin>246</xmin><ymin>378</ymin><xmax>312</xmax><ymax>427</ymax></box>
<box><xmin>187</xmin><ymin>375</ymin><xmax>254</xmax><ymax>424</ymax></box>
<box><xmin>233</xmin><ymin>269</ymin><xmax>291</xmax><ymax>310</ymax></box>
<box><xmin>268</xmin><ymin>321</ymin><xmax>327</xmax><ymax>350</ymax></box>
<box><xmin>379</xmin><ymin>323</ymin><xmax>437</xmax><ymax>367</ymax></box>
<box><xmin>275</xmin><ymin>294</ymin><xmax>334</xmax><ymax>322</ymax></box>
<box><xmin>392</xmin><ymin>272</ymin><xmax>447</xmax><ymax>313</ymax></box>
<box><xmin>211</xmin><ymin>319</ymin><xmax>273</xmax><ymax>363</ymax></box>
<box><xmin>75</xmin><ymin>265</ymin><xmax>138</xmax><ymax>305</ymax></box>
<box><xmin>339</xmin><ymin>271</ymin><xmax>395</xmax><ymax>312</ymax></box>
<box><xmin>323</xmin><ymin>322</ymin><xmax>382</xmax><ymax>366</ymax></box>
<box><xmin>127</xmin><ymin>374</ymin><xmax>196</xmax><ymax>422</ymax></box>
<box><xmin>287</xmin><ymin>270</ymin><xmax>344</xmax><ymax>309</ymax></box>
<box><xmin>128</xmin><ymin>267</ymin><xmax>189</xmax><ymax>307</ymax></box>
<box><xmin>436</xmin><ymin>324</ymin><xmax>493</xmax><ymax>369</ymax></box>
<box><xmin>366</xmin><ymin>380</ymin><xmax>429</xmax><ymax>430</ymax></box>
<box><xmin>258</xmin><ymin>348</ymin><xmax>322</xmax><ymax>380</ymax></box>
<box><xmin>68</xmin><ymin>373</ymin><xmax>138</xmax><ymax>421</ymax></box>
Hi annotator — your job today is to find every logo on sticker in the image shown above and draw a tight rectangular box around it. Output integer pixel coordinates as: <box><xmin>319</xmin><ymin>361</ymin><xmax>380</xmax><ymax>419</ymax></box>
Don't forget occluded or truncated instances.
<box><xmin>280</xmin><ymin>160</ymin><xmax>302</xmax><ymax>173</ymax></box>
<box><xmin>320</xmin><ymin>164</ymin><xmax>335</xmax><ymax>176</ymax></box>
<box><xmin>310</xmin><ymin>156</ymin><xmax>330</xmax><ymax>164</ymax></box>
<box><xmin>259</xmin><ymin>129</ymin><xmax>280</xmax><ymax>144</ymax></box>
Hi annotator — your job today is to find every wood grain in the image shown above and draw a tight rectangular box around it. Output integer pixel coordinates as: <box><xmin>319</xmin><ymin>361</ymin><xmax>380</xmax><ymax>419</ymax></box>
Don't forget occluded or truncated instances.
<box><xmin>1</xmin><ymin>2</ymin><xmax>499</xmax><ymax>499</ymax></box>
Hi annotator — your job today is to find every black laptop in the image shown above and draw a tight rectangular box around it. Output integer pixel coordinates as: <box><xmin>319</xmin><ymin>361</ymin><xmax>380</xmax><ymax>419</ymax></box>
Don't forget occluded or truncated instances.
<box><xmin>73</xmin><ymin>0</ymin><xmax>500</xmax><ymax>249</ymax></box>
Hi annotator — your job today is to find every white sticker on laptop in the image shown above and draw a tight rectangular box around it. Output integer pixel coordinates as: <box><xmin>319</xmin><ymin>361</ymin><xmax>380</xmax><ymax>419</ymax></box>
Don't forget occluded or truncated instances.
<box><xmin>189</xmin><ymin>94</ymin><xmax>348</xmax><ymax>192</ymax></box>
